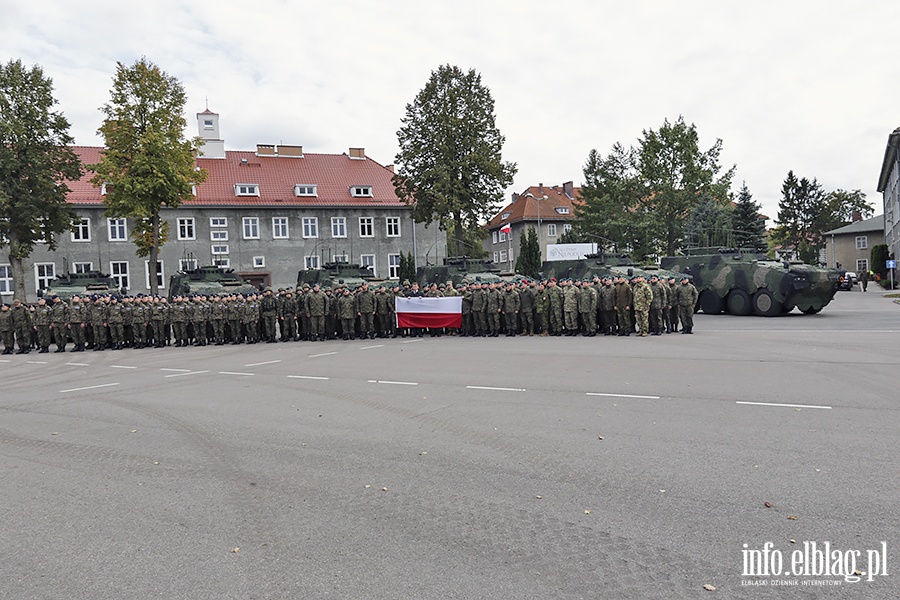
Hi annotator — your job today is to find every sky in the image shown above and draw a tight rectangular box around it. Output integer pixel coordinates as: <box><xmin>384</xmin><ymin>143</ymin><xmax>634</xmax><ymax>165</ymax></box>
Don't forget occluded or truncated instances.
<box><xmin>3</xmin><ymin>0</ymin><xmax>899</xmax><ymax>225</ymax></box>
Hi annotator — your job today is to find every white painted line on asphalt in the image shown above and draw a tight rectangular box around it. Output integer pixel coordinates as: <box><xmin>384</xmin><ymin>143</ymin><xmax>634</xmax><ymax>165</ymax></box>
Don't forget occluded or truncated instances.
<box><xmin>368</xmin><ymin>380</ymin><xmax>418</xmax><ymax>386</ymax></box>
<box><xmin>60</xmin><ymin>382</ymin><xmax>120</xmax><ymax>393</ymax></box>
<box><xmin>244</xmin><ymin>359</ymin><xmax>282</xmax><ymax>367</ymax></box>
<box><xmin>308</xmin><ymin>352</ymin><xmax>337</xmax><ymax>358</ymax></box>
<box><xmin>287</xmin><ymin>375</ymin><xmax>330</xmax><ymax>380</ymax></box>
<box><xmin>160</xmin><ymin>368</ymin><xmax>191</xmax><ymax>372</ymax></box>
<box><xmin>587</xmin><ymin>392</ymin><xmax>661</xmax><ymax>400</ymax></box>
<box><xmin>220</xmin><ymin>371</ymin><xmax>255</xmax><ymax>376</ymax></box>
<box><xmin>27</xmin><ymin>361</ymin><xmax>48</xmax><ymax>365</ymax></box>
<box><xmin>110</xmin><ymin>365</ymin><xmax>137</xmax><ymax>369</ymax></box>
<box><xmin>467</xmin><ymin>385</ymin><xmax>526</xmax><ymax>392</ymax></box>
<box><xmin>401</xmin><ymin>339</ymin><xmax>423</xmax><ymax>344</ymax></box>
<box><xmin>0</xmin><ymin>359</ymin><xmax>10</xmax><ymax>363</ymax></box>
<box><xmin>163</xmin><ymin>370</ymin><xmax>209</xmax><ymax>378</ymax></box>
<box><xmin>66</xmin><ymin>362</ymin><xmax>89</xmax><ymax>366</ymax></box>
<box><xmin>360</xmin><ymin>344</ymin><xmax>385</xmax><ymax>350</ymax></box>
<box><xmin>736</xmin><ymin>401</ymin><xmax>832</xmax><ymax>410</ymax></box>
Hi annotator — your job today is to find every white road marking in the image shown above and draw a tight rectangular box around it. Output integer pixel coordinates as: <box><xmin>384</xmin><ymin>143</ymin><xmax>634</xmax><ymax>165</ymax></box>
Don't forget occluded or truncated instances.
<box><xmin>160</xmin><ymin>368</ymin><xmax>191</xmax><ymax>372</ymax></box>
<box><xmin>308</xmin><ymin>352</ymin><xmax>337</xmax><ymax>358</ymax></box>
<box><xmin>110</xmin><ymin>365</ymin><xmax>137</xmax><ymax>369</ymax></box>
<box><xmin>368</xmin><ymin>380</ymin><xmax>418</xmax><ymax>386</ymax></box>
<box><xmin>26</xmin><ymin>361</ymin><xmax>48</xmax><ymax>365</ymax></box>
<box><xmin>401</xmin><ymin>339</ymin><xmax>422</xmax><ymax>344</ymax></box>
<box><xmin>244</xmin><ymin>359</ymin><xmax>282</xmax><ymax>367</ymax></box>
<box><xmin>287</xmin><ymin>375</ymin><xmax>329</xmax><ymax>380</ymax></box>
<box><xmin>0</xmin><ymin>359</ymin><xmax>10</xmax><ymax>363</ymax></box>
<box><xmin>163</xmin><ymin>370</ymin><xmax>209</xmax><ymax>378</ymax></box>
<box><xmin>467</xmin><ymin>385</ymin><xmax>526</xmax><ymax>392</ymax></box>
<box><xmin>219</xmin><ymin>371</ymin><xmax>254</xmax><ymax>376</ymax></box>
<box><xmin>587</xmin><ymin>392</ymin><xmax>661</xmax><ymax>400</ymax></box>
<box><xmin>359</xmin><ymin>345</ymin><xmax>384</xmax><ymax>350</ymax></box>
<box><xmin>736</xmin><ymin>401</ymin><xmax>832</xmax><ymax>410</ymax></box>
<box><xmin>60</xmin><ymin>382</ymin><xmax>120</xmax><ymax>393</ymax></box>
<box><xmin>66</xmin><ymin>362</ymin><xmax>89</xmax><ymax>366</ymax></box>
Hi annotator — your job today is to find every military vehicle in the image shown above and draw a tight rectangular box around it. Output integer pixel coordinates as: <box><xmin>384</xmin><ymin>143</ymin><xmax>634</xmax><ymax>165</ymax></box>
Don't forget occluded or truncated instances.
<box><xmin>417</xmin><ymin>256</ymin><xmax>506</xmax><ymax>287</ymax></box>
<box><xmin>660</xmin><ymin>248</ymin><xmax>840</xmax><ymax>316</ymax></box>
<box><xmin>39</xmin><ymin>271</ymin><xmax>122</xmax><ymax>301</ymax></box>
<box><xmin>168</xmin><ymin>265</ymin><xmax>259</xmax><ymax>299</ymax></box>
<box><xmin>297</xmin><ymin>262</ymin><xmax>381</xmax><ymax>290</ymax></box>
<box><xmin>541</xmin><ymin>253</ymin><xmax>686</xmax><ymax>282</ymax></box>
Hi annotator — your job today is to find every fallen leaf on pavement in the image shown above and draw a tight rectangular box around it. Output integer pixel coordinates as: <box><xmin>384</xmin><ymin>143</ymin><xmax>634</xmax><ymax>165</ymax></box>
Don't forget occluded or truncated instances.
<box><xmin>787</xmin><ymin>515</ymin><xmax>798</xmax><ymax>520</ymax></box>
<box><xmin>764</xmin><ymin>501</ymin><xmax>774</xmax><ymax>508</ymax></box>
<box><xmin>703</xmin><ymin>584</ymin><xmax>716</xmax><ymax>591</ymax></box>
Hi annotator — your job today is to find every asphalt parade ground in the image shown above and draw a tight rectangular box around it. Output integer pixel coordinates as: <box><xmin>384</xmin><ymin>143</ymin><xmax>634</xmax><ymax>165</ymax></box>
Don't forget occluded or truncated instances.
<box><xmin>1</xmin><ymin>290</ymin><xmax>898</xmax><ymax>599</ymax></box>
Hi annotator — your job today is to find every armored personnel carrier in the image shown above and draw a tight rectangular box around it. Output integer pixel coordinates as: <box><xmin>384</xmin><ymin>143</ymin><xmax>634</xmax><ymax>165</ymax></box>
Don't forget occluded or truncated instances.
<box><xmin>40</xmin><ymin>271</ymin><xmax>121</xmax><ymax>300</ymax></box>
<box><xmin>541</xmin><ymin>253</ymin><xmax>685</xmax><ymax>282</ymax></box>
<box><xmin>297</xmin><ymin>262</ymin><xmax>380</xmax><ymax>290</ymax></box>
<box><xmin>168</xmin><ymin>265</ymin><xmax>258</xmax><ymax>299</ymax></box>
<box><xmin>660</xmin><ymin>248</ymin><xmax>840</xmax><ymax>316</ymax></box>
<box><xmin>417</xmin><ymin>256</ymin><xmax>505</xmax><ymax>286</ymax></box>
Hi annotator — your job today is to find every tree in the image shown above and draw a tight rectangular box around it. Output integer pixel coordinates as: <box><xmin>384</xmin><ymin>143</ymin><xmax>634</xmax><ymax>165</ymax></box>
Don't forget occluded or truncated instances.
<box><xmin>684</xmin><ymin>197</ymin><xmax>733</xmax><ymax>248</ymax></box>
<box><xmin>90</xmin><ymin>58</ymin><xmax>206</xmax><ymax>296</ymax></box>
<box><xmin>557</xmin><ymin>228</ymin><xmax>583</xmax><ymax>244</ymax></box>
<box><xmin>732</xmin><ymin>182</ymin><xmax>767</xmax><ymax>250</ymax></box>
<box><xmin>0</xmin><ymin>59</ymin><xmax>82</xmax><ymax>301</ymax></box>
<box><xmin>871</xmin><ymin>244</ymin><xmax>889</xmax><ymax>279</ymax></box>
<box><xmin>394</xmin><ymin>65</ymin><xmax>516</xmax><ymax>255</ymax></box>
<box><xmin>515</xmin><ymin>227</ymin><xmax>541</xmax><ymax>278</ymax></box>
<box><xmin>638</xmin><ymin>116</ymin><xmax>735</xmax><ymax>255</ymax></box>
<box><xmin>445</xmin><ymin>220</ymin><xmax>487</xmax><ymax>258</ymax></box>
<box><xmin>770</xmin><ymin>172</ymin><xmax>872</xmax><ymax>264</ymax></box>
<box><xmin>399</xmin><ymin>251</ymin><xmax>417</xmax><ymax>283</ymax></box>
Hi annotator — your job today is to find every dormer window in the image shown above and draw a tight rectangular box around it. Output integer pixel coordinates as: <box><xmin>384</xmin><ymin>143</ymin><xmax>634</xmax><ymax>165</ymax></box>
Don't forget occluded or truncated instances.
<box><xmin>235</xmin><ymin>184</ymin><xmax>259</xmax><ymax>196</ymax></box>
<box><xmin>350</xmin><ymin>186</ymin><xmax>373</xmax><ymax>198</ymax></box>
<box><xmin>555</xmin><ymin>207</ymin><xmax>570</xmax><ymax>214</ymax></box>
<box><xmin>295</xmin><ymin>184</ymin><xmax>318</xmax><ymax>197</ymax></box>
<box><xmin>101</xmin><ymin>183</ymin><xmax>108</xmax><ymax>195</ymax></box>
<box><xmin>501</xmin><ymin>212</ymin><xmax>511</xmax><ymax>220</ymax></box>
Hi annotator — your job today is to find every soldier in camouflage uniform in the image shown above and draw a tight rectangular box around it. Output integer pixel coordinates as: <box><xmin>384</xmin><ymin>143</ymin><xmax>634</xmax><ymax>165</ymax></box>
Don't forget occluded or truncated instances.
<box><xmin>632</xmin><ymin>275</ymin><xmax>653</xmax><ymax>337</ymax></box>
<box><xmin>305</xmin><ymin>284</ymin><xmax>327</xmax><ymax>341</ymax></box>
<box><xmin>648</xmin><ymin>275</ymin><xmax>665</xmax><ymax>336</ymax></box>
<box><xmin>356</xmin><ymin>283</ymin><xmax>376</xmax><ymax>339</ymax></box>
<box><xmin>471</xmin><ymin>282</ymin><xmax>487</xmax><ymax>337</ymax></box>
<box><xmin>666</xmin><ymin>276</ymin><xmax>679</xmax><ymax>333</ymax></box>
<box><xmin>518</xmin><ymin>281</ymin><xmax>535</xmax><ymax>336</ymax></box>
<box><xmin>562</xmin><ymin>279</ymin><xmax>579</xmax><ymax>335</ymax></box>
<box><xmin>209</xmin><ymin>294</ymin><xmax>226</xmax><ymax>345</ymax></box>
<box><xmin>674</xmin><ymin>275</ymin><xmax>699</xmax><ymax>334</ymax></box>
<box><xmin>90</xmin><ymin>296</ymin><xmax>109</xmax><ymax>351</ymax></box>
<box><xmin>67</xmin><ymin>295</ymin><xmax>88</xmax><ymax>351</ymax></box>
<box><xmin>242</xmin><ymin>293</ymin><xmax>260</xmax><ymax>343</ymax></box>
<box><xmin>0</xmin><ymin>303</ymin><xmax>13</xmax><ymax>354</ymax></box>
<box><xmin>260</xmin><ymin>289</ymin><xmax>278</xmax><ymax>343</ymax></box>
<box><xmin>10</xmin><ymin>299</ymin><xmax>32</xmax><ymax>354</ymax></box>
<box><xmin>192</xmin><ymin>295</ymin><xmax>210</xmax><ymax>346</ymax></box>
<box><xmin>279</xmin><ymin>290</ymin><xmax>297</xmax><ymax>341</ymax></box>
<box><xmin>458</xmin><ymin>283</ymin><xmax>473</xmax><ymax>337</ymax></box>
<box><xmin>598</xmin><ymin>276</ymin><xmax>616</xmax><ymax>335</ymax></box>
<box><xmin>107</xmin><ymin>296</ymin><xmax>126</xmax><ymax>349</ymax></box>
<box><xmin>485</xmin><ymin>282</ymin><xmax>502</xmax><ymax>337</ymax></box>
<box><xmin>547</xmin><ymin>279</ymin><xmax>564</xmax><ymax>336</ymax></box>
<box><xmin>501</xmin><ymin>282</ymin><xmax>520</xmax><ymax>336</ymax></box>
<box><xmin>32</xmin><ymin>297</ymin><xmax>53</xmax><ymax>353</ymax></box>
<box><xmin>50</xmin><ymin>296</ymin><xmax>68</xmax><ymax>352</ymax></box>
<box><xmin>337</xmin><ymin>287</ymin><xmax>358</xmax><ymax>340</ymax></box>
<box><xmin>535</xmin><ymin>282</ymin><xmax>550</xmax><ymax>336</ymax></box>
<box><xmin>614</xmin><ymin>275</ymin><xmax>633</xmax><ymax>336</ymax></box>
<box><xmin>578</xmin><ymin>279</ymin><xmax>598</xmax><ymax>336</ymax></box>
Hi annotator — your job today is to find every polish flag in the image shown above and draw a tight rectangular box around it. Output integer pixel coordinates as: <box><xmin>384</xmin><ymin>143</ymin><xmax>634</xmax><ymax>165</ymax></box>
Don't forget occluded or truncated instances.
<box><xmin>395</xmin><ymin>297</ymin><xmax>463</xmax><ymax>328</ymax></box>
<box><xmin>500</xmin><ymin>223</ymin><xmax>511</xmax><ymax>234</ymax></box>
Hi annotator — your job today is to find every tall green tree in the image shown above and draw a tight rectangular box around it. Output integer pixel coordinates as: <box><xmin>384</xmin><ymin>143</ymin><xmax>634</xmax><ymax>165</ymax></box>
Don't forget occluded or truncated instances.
<box><xmin>639</xmin><ymin>116</ymin><xmax>735</xmax><ymax>255</ymax></box>
<box><xmin>770</xmin><ymin>172</ymin><xmax>872</xmax><ymax>264</ymax></box>
<box><xmin>515</xmin><ymin>227</ymin><xmax>541</xmax><ymax>278</ymax></box>
<box><xmin>732</xmin><ymin>182</ymin><xmax>767</xmax><ymax>250</ymax></box>
<box><xmin>90</xmin><ymin>58</ymin><xmax>206</xmax><ymax>295</ymax></box>
<box><xmin>684</xmin><ymin>197</ymin><xmax>733</xmax><ymax>248</ymax></box>
<box><xmin>394</xmin><ymin>65</ymin><xmax>517</xmax><ymax>255</ymax></box>
<box><xmin>0</xmin><ymin>59</ymin><xmax>82</xmax><ymax>301</ymax></box>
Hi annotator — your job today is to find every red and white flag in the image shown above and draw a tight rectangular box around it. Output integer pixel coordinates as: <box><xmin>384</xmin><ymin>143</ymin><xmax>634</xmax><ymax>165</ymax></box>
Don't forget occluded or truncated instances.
<box><xmin>500</xmin><ymin>223</ymin><xmax>511</xmax><ymax>234</ymax></box>
<box><xmin>395</xmin><ymin>297</ymin><xmax>462</xmax><ymax>329</ymax></box>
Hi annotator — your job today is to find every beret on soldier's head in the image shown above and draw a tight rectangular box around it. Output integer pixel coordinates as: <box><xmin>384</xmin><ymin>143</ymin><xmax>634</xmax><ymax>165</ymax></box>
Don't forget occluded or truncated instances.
<box><xmin>681</xmin><ymin>275</ymin><xmax>690</xmax><ymax>281</ymax></box>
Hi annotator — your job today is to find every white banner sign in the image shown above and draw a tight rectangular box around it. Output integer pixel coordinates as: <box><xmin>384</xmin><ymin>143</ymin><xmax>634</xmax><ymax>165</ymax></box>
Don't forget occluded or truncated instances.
<box><xmin>545</xmin><ymin>243</ymin><xmax>597</xmax><ymax>261</ymax></box>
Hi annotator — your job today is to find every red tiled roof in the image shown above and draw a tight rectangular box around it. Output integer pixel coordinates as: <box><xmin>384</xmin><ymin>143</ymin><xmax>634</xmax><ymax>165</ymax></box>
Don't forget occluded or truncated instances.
<box><xmin>486</xmin><ymin>183</ymin><xmax>581</xmax><ymax>229</ymax></box>
<box><xmin>65</xmin><ymin>146</ymin><xmax>405</xmax><ymax>208</ymax></box>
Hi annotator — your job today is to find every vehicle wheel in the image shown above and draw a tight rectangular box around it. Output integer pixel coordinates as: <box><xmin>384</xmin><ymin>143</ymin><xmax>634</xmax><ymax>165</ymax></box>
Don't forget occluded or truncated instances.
<box><xmin>752</xmin><ymin>288</ymin><xmax>782</xmax><ymax>317</ymax></box>
<box><xmin>801</xmin><ymin>306</ymin><xmax>822</xmax><ymax>314</ymax></box>
<box><xmin>726</xmin><ymin>289</ymin><xmax>752</xmax><ymax>316</ymax></box>
<box><xmin>698</xmin><ymin>290</ymin><xmax>723</xmax><ymax>314</ymax></box>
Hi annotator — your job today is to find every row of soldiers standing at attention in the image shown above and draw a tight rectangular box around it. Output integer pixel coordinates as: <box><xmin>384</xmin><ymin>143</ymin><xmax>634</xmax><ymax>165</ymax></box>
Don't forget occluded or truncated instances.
<box><xmin>0</xmin><ymin>275</ymin><xmax>699</xmax><ymax>355</ymax></box>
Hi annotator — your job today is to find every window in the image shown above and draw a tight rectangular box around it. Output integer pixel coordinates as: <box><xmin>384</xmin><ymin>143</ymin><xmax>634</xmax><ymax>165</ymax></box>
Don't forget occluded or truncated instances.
<box><xmin>177</xmin><ymin>217</ymin><xmax>196</xmax><ymax>240</ymax></box>
<box><xmin>332</xmin><ymin>254</ymin><xmax>349</xmax><ymax>264</ymax></box>
<box><xmin>242</xmin><ymin>217</ymin><xmax>259</xmax><ymax>239</ymax></box>
<box><xmin>212</xmin><ymin>244</ymin><xmax>229</xmax><ymax>255</ymax></box>
<box><xmin>547</xmin><ymin>223</ymin><xmax>557</xmax><ymax>237</ymax></box>
<box><xmin>235</xmin><ymin>184</ymin><xmax>259</xmax><ymax>196</ymax></box>
<box><xmin>388</xmin><ymin>254</ymin><xmax>401</xmax><ymax>279</ymax></box>
<box><xmin>499</xmin><ymin>230</ymin><xmax>506</xmax><ymax>242</ymax></box>
<box><xmin>304</xmin><ymin>255</ymin><xmax>320</xmax><ymax>270</ymax></box>
<box><xmin>555</xmin><ymin>207</ymin><xmax>570</xmax><ymax>214</ymax></box>
<box><xmin>493</xmin><ymin>251</ymin><xmax>499</xmax><ymax>263</ymax></box>
<box><xmin>855</xmin><ymin>236</ymin><xmax>868</xmax><ymax>250</ymax></box>
<box><xmin>0</xmin><ymin>264</ymin><xmax>12</xmax><ymax>295</ymax></box>
<box><xmin>302</xmin><ymin>217</ymin><xmax>318</xmax><ymax>238</ymax></box>
<box><xmin>35</xmin><ymin>263</ymin><xmax>56</xmax><ymax>292</ymax></box>
<box><xmin>499</xmin><ymin>250</ymin><xmax>508</xmax><ymax>263</ymax></box>
<box><xmin>144</xmin><ymin>261</ymin><xmax>164</xmax><ymax>289</ymax></box>
<box><xmin>359</xmin><ymin>217</ymin><xmax>373</xmax><ymax>237</ymax></box>
<box><xmin>179</xmin><ymin>259</ymin><xmax>198</xmax><ymax>271</ymax></box>
<box><xmin>210</xmin><ymin>217</ymin><xmax>227</xmax><ymax>227</ymax></box>
<box><xmin>386</xmin><ymin>217</ymin><xmax>400</xmax><ymax>237</ymax></box>
<box><xmin>73</xmin><ymin>262</ymin><xmax>93</xmax><ymax>274</ymax></box>
<box><xmin>213</xmin><ymin>258</ymin><xmax>230</xmax><ymax>268</ymax></box>
<box><xmin>857</xmin><ymin>259</ymin><xmax>869</xmax><ymax>272</ymax></box>
<box><xmin>564</xmin><ymin>223</ymin><xmax>573</xmax><ymax>233</ymax></box>
<box><xmin>110</xmin><ymin>261</ymin><xmax>129</xmax><ymax>290</ymax></box>
<box><xmin>501</xmin><ymin>212</ymin><xmax>511</xmax><ymax>220</ymax></box>
<box><xmin>294</xmin><ymin>184</ymin><xmax>318</xmax><ymax>197</ymax></box>
<box><xmin>71</xmin><ymin>218</ymin><xmax>91</xmax><ymax>242</ymax></box>
<box><xmin>203</xmin><ymin>119</ymin><xmax>214</xmax><ymax>129</ymax></box>
<box><xmin>332</xmin><ymin>217</ymin><xmax>347</xmax><ymax>238</ymax></box>
<box><xmin>360</xmin><ymin>254</ymin><xmax>376</xmax><ymax>276</ymax></box>
<box><xmin>211</xmin><ymin>230</ymin><xmax>228</xmax><ymax>241</ymax></box>
<box><xmin>492</xmin><ymin>231</ymin><xmax>498</xmax><ymax>244</ymax></box>
<box><xmin>273</xmin><ymin>217</ymin><xmax>289</xmax><ymax>239</ymax></box>
<box><xmin>108</xmin><ymin>218</ymin><xmax>127</xmax><ymax>241</ymax></box>
<box><xmin>253</xmin><ymin>256</ymin><xmax>265</xmax><ymax>268</ymax></box>
<box><xmin>350</xmin><ymin>185</ymin><xmax>373</xmax><ymax>197</ymax></box>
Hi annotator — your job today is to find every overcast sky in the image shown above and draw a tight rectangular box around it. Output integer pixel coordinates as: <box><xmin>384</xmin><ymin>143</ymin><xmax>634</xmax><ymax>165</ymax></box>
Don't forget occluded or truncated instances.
<box><xmin>4</xmin><ymin>0</ymin><xmax>898</xmax><ymax>224</ymax></box>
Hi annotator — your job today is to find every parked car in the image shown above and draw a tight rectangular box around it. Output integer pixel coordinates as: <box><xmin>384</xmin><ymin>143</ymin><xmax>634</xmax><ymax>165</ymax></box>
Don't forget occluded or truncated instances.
<box><xmin>837</xmin><ymin>271</ymin><xmax>858</xmax><ymax>291</ymax></box>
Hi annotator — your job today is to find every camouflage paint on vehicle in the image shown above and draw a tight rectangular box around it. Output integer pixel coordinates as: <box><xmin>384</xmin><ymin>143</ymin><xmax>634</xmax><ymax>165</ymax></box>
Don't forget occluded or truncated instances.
<box><xmin>297</xmin><ymin>263</ymin><xmax>382</xmax><ymax>290</ymax></box>
<box><xmin>168</xmin><ymin>265</ymin><xmax>259</xmax><ymax>299</ymax></box>
<box><xmin>40</xmin><ymin>271</ymin><xmax>121</xmax><ymax>301</ymax></box>
<box><xmin>541</xmin><ymin>254</ymin><xmax>686</xmax><ymax>283</ymax></box>
<box><xmin>660</xmin><ymin>248</ymin><xmax>840</xmax><ymax>316</ymax></box>
<box><xmin>417</xmin><ymin>256</ymin><xmax>505</xmax><ymax>287</ymax></box>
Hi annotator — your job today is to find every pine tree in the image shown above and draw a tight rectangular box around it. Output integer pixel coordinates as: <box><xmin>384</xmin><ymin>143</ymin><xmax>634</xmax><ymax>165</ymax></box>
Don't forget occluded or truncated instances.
<box><xmin>515</xmin><ymin>227</ymin><xmax>541</xmax><ymax>278</ymax></box>
<box><xmin>732</xmin><ymin>182</ymin><xmax>766</xmax><ymax>250</ymax></box>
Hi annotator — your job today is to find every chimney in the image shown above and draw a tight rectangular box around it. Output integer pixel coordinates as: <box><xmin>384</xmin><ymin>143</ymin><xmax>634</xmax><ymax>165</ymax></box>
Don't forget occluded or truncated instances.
<box><xmin>278</xmin><ymin>144</ymin><xmax>304</xmax><ymax>158</ymax></box>
<box><xmin>538</xmin><ymin>183</ymin><xmax>544</xmax><ymax>195</ymax></box>
<box><xmin>256</xmin><ymin>144</ymin><xmax>276</xmax><ymax>156</ymax></box>
<box><xmin>385</xmin><ymin>164</ymin><xmax>394</xmax><ymax>173</ymax></box>
<box><xmin>563</xmin><ymin>181</ymin><xmax>574</xmax><ymax>199</ymax></box>
<box><xmin>349</xmin><ymin>147</ymin><xmax>366</xmax><ymax>160</ymax></box>
<box><xmin>851</xmin><ymin>210</ymin><xmax>862</xmax><ymax>222</ymax></box>
<box><xmin>512</xmin><ymin>192</ymin><xmax>519</xmax><ymax>202</ymax></box>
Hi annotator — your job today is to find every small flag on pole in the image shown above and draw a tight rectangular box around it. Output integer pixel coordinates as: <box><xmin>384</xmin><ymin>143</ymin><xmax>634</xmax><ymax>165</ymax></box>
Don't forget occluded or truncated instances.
<box><xmin>500</xmin><ymin>223</ymin><xmax>511</xmax><ymax>234</ymax></box>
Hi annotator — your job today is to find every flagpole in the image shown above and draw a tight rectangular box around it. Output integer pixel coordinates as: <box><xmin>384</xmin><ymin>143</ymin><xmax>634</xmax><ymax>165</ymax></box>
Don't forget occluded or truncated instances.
<box><xmin>507</xmin><ymin>229</ymin><xmax>512</xmax><ymax>271</ymax></box>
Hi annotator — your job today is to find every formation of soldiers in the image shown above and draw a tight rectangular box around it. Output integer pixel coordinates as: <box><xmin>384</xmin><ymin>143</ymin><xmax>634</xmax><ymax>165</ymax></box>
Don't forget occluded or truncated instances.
<box><xmin>0</xmin><ymin>275</ymin><xmax>699</xmax><ymax>355</ymax></box>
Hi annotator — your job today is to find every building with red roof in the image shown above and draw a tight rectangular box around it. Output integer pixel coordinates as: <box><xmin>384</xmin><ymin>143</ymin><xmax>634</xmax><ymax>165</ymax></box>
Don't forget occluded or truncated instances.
<box><xmin>8</xmin><ymin>110</ymin><xmax>441</xmax><ymax>299</ymax></box>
